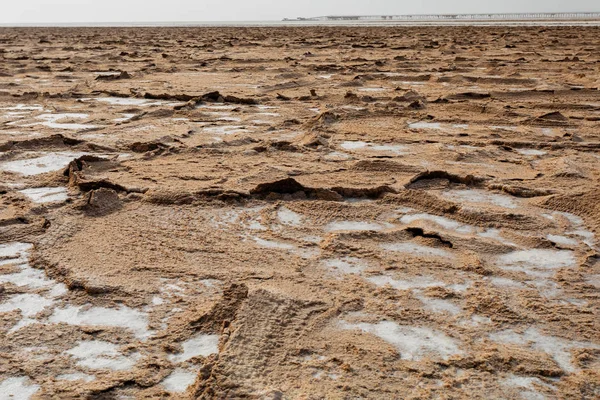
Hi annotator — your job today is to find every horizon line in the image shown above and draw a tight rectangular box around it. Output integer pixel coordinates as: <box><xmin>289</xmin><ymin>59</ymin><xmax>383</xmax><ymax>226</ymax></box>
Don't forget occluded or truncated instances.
<box><xmin>1</xmin><ymin>11</ymin><xmax>599</xmax><ymax>27</ymax></box>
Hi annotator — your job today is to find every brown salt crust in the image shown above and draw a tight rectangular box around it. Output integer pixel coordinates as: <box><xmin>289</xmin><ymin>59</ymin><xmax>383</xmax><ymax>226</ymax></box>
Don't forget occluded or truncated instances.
<box><xmin>0</xmin><ymin>25</ymin><xmax>599</xmax><ymax>399</ymax></box>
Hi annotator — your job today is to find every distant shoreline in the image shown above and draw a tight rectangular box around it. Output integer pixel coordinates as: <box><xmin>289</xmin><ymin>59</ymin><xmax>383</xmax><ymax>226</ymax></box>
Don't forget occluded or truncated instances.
<box><xmin>1</xmin><ymin>20</ymin><xmax>600</xmax><ymax>28</ymax></box>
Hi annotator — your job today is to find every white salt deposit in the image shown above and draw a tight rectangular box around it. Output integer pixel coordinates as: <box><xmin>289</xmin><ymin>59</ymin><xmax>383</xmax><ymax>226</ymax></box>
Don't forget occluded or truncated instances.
<box><xmin>489</xmin><ymin>277</ymin><xmax>526</xmax><ymax>289</ymax></box>
<box><xmin>0</xmin><ymin>152</ymin><xmax>87</xmax><ymax>176</ymax></box>
<box><xmin>152</xmin><ymin>296</ymin><xmax>165</xmax><ymax>306</ymax></box>
<box><xmin>0</xmin><ymin>242</ymin><xmax>32</xmax><ymax>263</ymax></box>
<box><xmin>95</xmin><ymin>97</ymin><xmax>163</xmax><ymax>106</ymax></box>
<box><xmin>113</xmin><ymin>113</ymin><xmax>136</xmax><ymax>122</ymax></box>
<box><xmin>0</xmin><ymin>377</ymin><xmax>40</xmax><ymax>400</ymax></box>
<box><xmin>19</xmin><ymin>187</ymin><xmax>68</xmax><ymax>203</ymax></box>
<box><xmin>36</xmin><ymin>113</ymin><xmax>96</xmax><ymax>130</ymax></box>
<box><xmin>340</xmin><ymin>320</ymin><xmax>463</xmax><ymax>360</ymax></box>
<box><xmin>547</xmin><ymin>234</ymin><xmax>578</xmax><ymax>246</ymax></box>
<box><xmin>516</xmin><ymin>149</ymin><xmax>547</xmax><ymax>156</ymax></box>
<box><xmin>277</xmin><ymin>207</ymin><xmax>302</xmax><ymax>226</ymax></box>
<box><xmin>380</xmin><ymin>242</ymin><xmax>452</xmax><ymax>258</ymax></box>
<box><xmin>203</xmin><ymin>125</ymin><xmax>247</xmax><ymax>135</ymax></box>
<box><xmin>501</xmin><ymin>375</ymin><xmax>551</xmax><ymax>400</ymax></box>
<box><xmin>325</xmin><ymin>221</ymin><xmax>392</xmax><ymax>232</ymax></box>
<box><xmin>66</xmin><ymin>341</ymin><xmax>140</xmax><ymax>371</ymax></box>
<box><xmin>253</xmin><ymin>237</ymin><xmax>296</xmax><ymax>250</ymax></box>
<box><xmin>162</xmin><ymin>369</ymin><xmax>198</xmax><ymax>393</ymax></box>
<box><xmin>414</xmin><ymin>291</ymin><xmax>462</xmax><ymax>315</ymax></box>
<box><xmin>496</xmin><ymin>249</ymin><xmax>575</xmax><ymax>277</ymax></box>
<box><xmin>340</xmin><ymin>141</ymin><xmax>406</xmax><ymax>154</ymax></box>
<box><xmin>0</xmin><ymin>262</ymin><xmax>55</xmax><ymax>289</ymax></box>
<box><xmin>490</xmin><ymin>327</ymin><xmax>600</xmax><ymax>373</ymax></box>
<box><xmin>409</xmin><ymin>121</ymin><xmax>442</xmax><ymax>129</ymax></box>
<box><xmin>0</xmin><ymin>104</ymin><xmax>44</xmax><ymax>111</ymax></box>
<box><xmin>358</xmin><ymin>87</ymin><xmax>387</xmax><ymax>92</ymax></box>
<box><xmin>441</xmin><ymin>189</ymin><xmax>518</xmax><ymax>209</ymax></box>
<box><xmin>168</xmin><ymin>333</ymin><xmax>220</xmax><ymax>363</ymax></box>
<box><xmin>50</xmin><ymin>305</ymin><xmax>150</xmax><ymax>339</ymax></box>
<box><xmin>0</xmin><ymin>294</ymin><xmax>54</xmax><ymax>318</ymax></box>
<box><xmin>400</xmin><ymin>213</ymin><xmax>474</xmax><ymax>234</ymax></box>
<box><xmin>367</xmin><ymin>275</ymin><xmax>444</xmax><ymax>291</ymax></box>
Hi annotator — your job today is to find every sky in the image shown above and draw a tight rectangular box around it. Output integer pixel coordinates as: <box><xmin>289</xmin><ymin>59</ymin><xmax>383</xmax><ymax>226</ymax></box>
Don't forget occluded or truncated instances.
<box><xmin>1</xmin><ymin>0</ymin><xmax>598</xmax><ymax>24</ymax></box>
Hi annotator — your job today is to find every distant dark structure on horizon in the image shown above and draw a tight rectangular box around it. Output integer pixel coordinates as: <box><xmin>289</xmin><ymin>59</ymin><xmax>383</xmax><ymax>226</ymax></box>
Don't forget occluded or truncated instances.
<box><xmin>283</xmin><ymin>12</ymin><xmax>600</xmax><ymax>22</ymax></box>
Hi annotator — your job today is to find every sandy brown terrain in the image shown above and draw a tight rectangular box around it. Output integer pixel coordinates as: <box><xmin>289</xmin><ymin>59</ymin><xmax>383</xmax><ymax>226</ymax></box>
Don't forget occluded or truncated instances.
<box><xmin>0</xmin><ymin>26</ymin><xmax>600</xmax><ymax>399</ymax></box>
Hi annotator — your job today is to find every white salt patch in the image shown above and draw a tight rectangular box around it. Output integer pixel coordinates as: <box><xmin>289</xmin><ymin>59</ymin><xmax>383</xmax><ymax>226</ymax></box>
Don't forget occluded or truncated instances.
<box><xmin>409</xmin><ymin>121</ymin><xmax>442</xmax><ymax>130</ymax></box>
<box><xmin>36</xmin><ymin>113</ymin><xmax>96</xmax><ymax>130</ymax></box>
<box><xmin>478</xmin><ymin>229</ymin><xmax>516</xmax><ymax>246</ymax></box>
<box><xmin>217</xmin><ymin>116</ymin><xmax>241</xmax><ymax>122</ymax></box>
<box><xmin>340</xmin><ymin>141</ymin><xmax>406</xmax><ymax>154</ymax></box>
<box><xmin>340</xmin><ymin>141</ymin><xmax>367</xmax><ymax>150</ymax></box>
<box><xmin>490</xmin><ymin>327</ymin><xmax>600</xmax><ymax>373</ymax></box>
<box><xmin>400</xmin><ymin>213</ymin><xmax>475</xmax><ymax>233</ymax></box>
<box><xmin>587</xmin><ymin>275</ymin><xmax>600</xmax><ymax>288</ymax></box>
<box><xmin>0</xmin><ymin>152</ymin><xmax>87</xmax><ymax>176</ymax></box>
<box><xmin>168</xmin><ymin>333</ymin><xmax>220</xmax><ymax>363</ymax></box>
<box><xmin>496</xmin><ymin>250</ymin><xmax>575</xmax><ymax>277</ymax></box>
<box><xmin>367</xmin><ymin>275</ymin><xmax>444</xmax><ymax>291</ymax></box>
<box><xmin>248</xmin><ymin>220</ymin><xmax>266</xmax><ymax>231</ymax></box>
<box><xmin>253</xmin><ymin>237</ymin><xmax>296</xmax><ymax>250</ymax></box>
<box><xmin>50</xmin><ymin>305</ymin><xmax>150</xmax><ymax>339</ymax></box>
<box><xmin>502</xmin><ymin>375</ymin><xmax>550</xmax><ymax>400</ymax></box>
<box><xmin>56</xmin><ymin>373</ymin><xmax>96</xmax><ymax>382</ymax></box>
<box><xmin>517</xmin><ymin>149</ymin><xmax>547</xmax><ymax>156</ymax></box>
<box><xmin>0</xmin><ymin>377</ymin><xmax>40</xmax><ymax>400</ymax></box>
<box><xmin>340</xmin><ymin>321</ymin><xmax>462</xmax><ymax>361</ymax></box>
<box><xmin>202</xmin><ymin>125</ymin><xmax>248</xmax><ymax>135</ymax></box>
<box><xmin>325</xmin><ymin>221</ymin><xmax>392</xmax><ymax>232</ymax></box>
<box><xmin>380</xmin><ymin>242</ymin><xmax>452</xmax><ymax>258</ymax></box>
<box><xmin>48</xmin><ymin>283</ymin><xmax>68</xmax><ymax>298</ymax></box>
<box><xmin>277</xmin><ymin>207</ymin><xmax>302</xmax><ymax>226</ymax></box>
<box><xmin>489</xmin><ymin>277</ymin><xmax>526</xmax><ymax>289</ymax></box>
<box><xmin>547</xmin><ymin>234</ymin><xmax>578</xmax><ymax>246</ymax></box>
<box><xmin>0</xmin><ymin>262</ymin><xmax>55</xmax><ymax>289</ymax></box>
<box><xmin>461</xmin><ymin>315</ymin><xmax>492</xmax><ymax>327</ymax></box>
<box><xmin>0</xmin><ymin>293</ymin><xmax>54</xmax><ymax>318</ymax></box>
<box><xmin>152</xmin><ymin>296</ymin><xmax>165</xmax><ymax>306</ymax></box>
<box><xmin>568</xmin><ymin>229</ymin><xmax>596</xmax><ymax>248</ymax></box>
<box><xmin>324</xmin><ymin>151</ymin><xmax>352</xmax><ymax>161</ymax></box>
<box><xmin>322</xmin><ymin>257</ymin><xmax>367</xmax><ymax>275</ymax></box>
<box><xmin>442</xmin><ymin>189</ymin><xmax>518</xmax><ymax>209</ymax></box>
<box><xmin>414</xmin><ymin>291</ymin><xmax>462</xmax><ymax>315</ymax></box>
<box><xmin>197</xmin><ymin>104</ymin><xmax>237</xmax><ymax>110</ymax></box>
<box><xmin>162</xmin><ymin>369</ymin><xmax>197</xmax><ymax>393</ymax></box>
<box><xmin>66</xmin><ymin>341</ymin><xmax>139</xmax><ymax>371</ymax></box>
<box><xmin>95</xmin><ymin>97</ymin><xmax>163</xmax><ymax>106</ymax></box>
<box><xmin>318</xmin><ymin>74</ymin><xmax>333</xmax><ymax>79</ymax></box>
<box><xmin>358</xmin><ymin>87</ymin><xmax>386</xmax><ymax>92</ymax></box>
<box><xmin>0</xmin><ymin>242</ymin><xmax>32</xmax><ymax>263</ymax></box>
<box><xmin>341</xmin><ymin>105</ymin><xmax>366</xmax><ymax>111</ymax></box>
<box><xmin>1</xmin><ymin>104</ymin><xmax>44</xmax><ymax>111</ymax></box>
<box><xmin>541</xmin><ymin>128</ymin><xmax>555</xmax><ymax>136</ymax></box>
<box><xmin>19</xmin><ymin>187</ymin><xmax>68</xmax><ymax>203</ymax></box>
<box><xmin>554</xmin><ymin>211</ymin><xmax>584</xmax><ymax>226</ymax></box>
<box><xmin>113</xmin><ymin>113</ymin><xmax>136</xmax><ymax>122</ymax></box>
<box><xmin>200</xmin><ymin>279</ymin><xmax>221</xmax><ymax>288</ymax></box>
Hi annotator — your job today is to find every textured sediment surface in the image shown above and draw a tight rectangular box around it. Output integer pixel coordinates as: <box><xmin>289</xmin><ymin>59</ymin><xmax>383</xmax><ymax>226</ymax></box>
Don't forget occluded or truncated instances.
<box><xmin>0</xmin><ymin>26</ymin><xmax>599</xmax><ymax>399</ymax></box>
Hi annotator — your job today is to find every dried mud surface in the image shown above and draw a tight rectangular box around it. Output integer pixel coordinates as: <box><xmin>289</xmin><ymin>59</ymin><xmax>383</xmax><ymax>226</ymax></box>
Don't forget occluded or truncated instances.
<box><xmin>1</xmin><ymin>26</ymin><xmax>600</xmax><ymax>399</ymax></box>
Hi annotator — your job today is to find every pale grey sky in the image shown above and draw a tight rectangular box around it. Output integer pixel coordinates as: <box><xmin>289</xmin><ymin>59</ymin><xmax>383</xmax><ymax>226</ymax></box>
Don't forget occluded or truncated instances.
<box><xmin>1</xmin><ymin>0</ymin><xmax>598</xmax><ymax>23</ymax></box>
